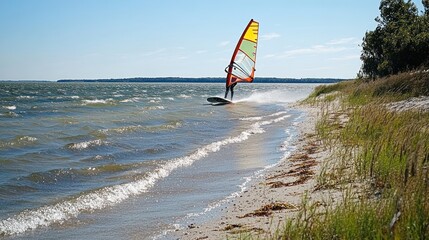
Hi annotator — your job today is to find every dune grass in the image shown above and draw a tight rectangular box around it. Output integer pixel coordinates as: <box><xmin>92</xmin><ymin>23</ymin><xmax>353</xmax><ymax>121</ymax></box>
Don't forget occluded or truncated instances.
<box><xmin>279</xmin><ymin>72</ymin><xmax>429</xmax><ymax>239</ymax></box>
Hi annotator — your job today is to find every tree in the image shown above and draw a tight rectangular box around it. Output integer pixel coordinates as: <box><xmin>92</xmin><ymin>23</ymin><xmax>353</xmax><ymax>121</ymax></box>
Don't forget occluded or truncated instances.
<box><xmin>360</xmin><ymin>27</ymin><xmax>385</xmax><ymax>79</ymax></box>
<box><xmin>359</xmin><ymin>0</ymin><xmax>429</xmax><ymax>78</ymax></box>
<box><xmin>423</xmin><ymin>0</ymin><xmax>429</xmax><ymax>15</ymax></box>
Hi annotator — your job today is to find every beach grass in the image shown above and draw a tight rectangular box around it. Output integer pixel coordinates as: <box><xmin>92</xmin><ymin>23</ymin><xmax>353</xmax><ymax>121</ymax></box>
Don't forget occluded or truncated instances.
<box><xmin>279</xmin><ymin>72</ymin><xmax>429</xmax><ymax>239</ymax></box>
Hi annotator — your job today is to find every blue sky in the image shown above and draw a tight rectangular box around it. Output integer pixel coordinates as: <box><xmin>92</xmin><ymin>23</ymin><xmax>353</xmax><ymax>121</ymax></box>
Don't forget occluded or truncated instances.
<box><xmin>0</xmin><ymin>0</ymin><xmax>425</xmax><ymax>80</ymax></box>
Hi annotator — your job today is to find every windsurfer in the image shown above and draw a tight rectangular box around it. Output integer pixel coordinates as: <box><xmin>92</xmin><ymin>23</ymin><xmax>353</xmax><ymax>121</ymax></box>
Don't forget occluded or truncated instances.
<box><xmin>224</xmin><ymin>82</ymin><xmax>237</xmax><ymax>100</ymax></box>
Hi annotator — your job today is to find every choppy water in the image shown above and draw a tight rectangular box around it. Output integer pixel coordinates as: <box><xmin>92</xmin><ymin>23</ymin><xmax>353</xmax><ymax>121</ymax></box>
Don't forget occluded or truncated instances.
<box><xmin>0</xmin><ymin>81</ymin><xmax>317</xmax><ymax>239</ymax></box>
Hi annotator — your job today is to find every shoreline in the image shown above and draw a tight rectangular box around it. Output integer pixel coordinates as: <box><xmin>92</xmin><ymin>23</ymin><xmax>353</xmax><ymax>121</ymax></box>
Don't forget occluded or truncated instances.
<box><xmin>173</xmin><ymin>84</ymin><xmax>429</xmax><ymax>239</ymax></box>
<box><xmin>174</xmin><ymin>103</ymin><xmax>333</xmax><ymax>239</ymax></box>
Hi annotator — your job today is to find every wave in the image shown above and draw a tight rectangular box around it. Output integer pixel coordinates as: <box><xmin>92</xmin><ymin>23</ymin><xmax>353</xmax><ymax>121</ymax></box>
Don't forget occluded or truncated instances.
<box><xmin>0</xmin><ymin>111</ymin><xmax>19</xmax><ymax>118</ymax></box>
<box><xmin>80</xmin><ymin>154</ymin><xmax>111</xmax><ymax>162</ymax></box>
<box><xmin>50</xmin><ymin>96</ymin><xmax>80</xmax><ymax>100</ymax></box>
<box><xmin>178</xmin><ymin>94</ymin><xmax>192</xmax><ymax>99</ymax></box>
<box><xmin>239</xmin><ymin>116</ymin><xmax>263</xmax><ymax>121</ymax></box>
<box><xmin>0</xmin><ymin>136</ymin><xmax>38</xmax><ymax>149</ymax></box>
<box><xmin>81</xmin><ymin>99</ymin><xmax>115</xmax><ymax>106</ymax></box>
<box><xmin>120</xmin><ymin>97</ymin><xmax>141</xmax><ymax>103</ymax></box>
<box><xmin>0</xmin><ymin>113</ymin><xmax>290</xmax><ymax>236</ymax></box>
<box><xmin>145</xmin><ymin>121</ymin><xmax>182</xmax><ymax>132</ymax></box>
<box><xmin>17</xmin><ymin>96</ymin><xmax>34</xmax><ymax>99</ymax></box>
<box><xmin>2</xmin><ymin>106</ymin><xmax>16</xmax><ymax>110</ymax></box>
<box><xmin>65</xmin><ymin>139</ymin><xmax>107</xmax><ymax>151</ymax></box>
<box><xmin>239</xmin><ymin>111</ymin><xmax>288</xmax><ymax>122</ymax></box>
<box><xmin>98</xmin><ymin>125</ymin><xmax>144</xmax><ymax>135</ymax></box>
<box><xmin>98</xmin><ymin>121</ymin><xmax>182</xmax><ymax>136</ymax></box>
<box><xmin>142</xmin><ymin>106</ymin><xmax>165</xmax><ymax>111</ymax></box>
<box><xmin>280</xmin><ymin>112</ymin><xmax>304</xmax><ymax>157</ymax></box>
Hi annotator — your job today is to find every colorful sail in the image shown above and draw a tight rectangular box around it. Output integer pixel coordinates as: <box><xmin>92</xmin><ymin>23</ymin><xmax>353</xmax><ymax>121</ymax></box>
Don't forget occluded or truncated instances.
<box><xmin>225</xmin><ymin>19</ymin><xmax>259</xmax><ymax>87</ymax></box>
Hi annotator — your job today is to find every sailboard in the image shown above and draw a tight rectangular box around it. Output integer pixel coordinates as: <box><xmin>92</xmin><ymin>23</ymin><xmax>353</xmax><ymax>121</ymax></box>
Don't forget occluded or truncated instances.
<box><xmin>207</xmin><ymin>19</ymin><xmax>259</xmax><ymax>105</ymax></box>
<box><xmin>207</xmin><ymin>97</ymin><xmax>233</xmax><ymax>105</ymax></box>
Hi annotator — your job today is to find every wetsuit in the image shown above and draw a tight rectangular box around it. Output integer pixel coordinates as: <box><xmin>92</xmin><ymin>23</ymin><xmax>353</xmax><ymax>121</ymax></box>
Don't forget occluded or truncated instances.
<box><xmin>224</xmin><ymin>82</ymin><xmax>237</xmax><ymax>100</ymax></box>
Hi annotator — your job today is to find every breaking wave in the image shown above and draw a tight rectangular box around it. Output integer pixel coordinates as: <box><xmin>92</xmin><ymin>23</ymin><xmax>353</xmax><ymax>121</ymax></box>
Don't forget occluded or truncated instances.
<box><xmin>142</xmin><ymin>106</ymin><xmax>165</xmax><ymax>111</ymax></box>
<box><xmin>0</xmin><ymin>136</ymin><xmax>38</xmax><ymax>149</ymax></box>
<box><xmin>2</xmin><ymin>105</ymin><xmax>16</xmax><ymax>110</ymax></box>
<box><xmin>81</xmin><ymin>99</ymin><xmax>115</xmax><ymax>106</ymax></box>
<box><xmin>65</xmin><ymin>139</ymin><xmax>107</xmax><ymax>151</ymax></box>
<box><xmin>120</xmin><ymin>97</ymin><xmax>141</xmax><ymax>103</ymax></box>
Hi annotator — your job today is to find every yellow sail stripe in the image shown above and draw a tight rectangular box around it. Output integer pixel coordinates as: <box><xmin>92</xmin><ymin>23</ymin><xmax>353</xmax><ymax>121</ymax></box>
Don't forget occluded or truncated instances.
<box><xmin>243</xmin><ymin>22</ymin><xmax>259</xmax><ymax>43</ymax></box>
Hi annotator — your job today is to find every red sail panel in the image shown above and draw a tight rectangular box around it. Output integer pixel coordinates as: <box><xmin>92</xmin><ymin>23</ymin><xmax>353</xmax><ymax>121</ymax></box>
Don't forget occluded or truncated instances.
<box><xmin>226</xmin><ymin>19</ymin><xmax>259</xmax><ymax>87</ymax></box>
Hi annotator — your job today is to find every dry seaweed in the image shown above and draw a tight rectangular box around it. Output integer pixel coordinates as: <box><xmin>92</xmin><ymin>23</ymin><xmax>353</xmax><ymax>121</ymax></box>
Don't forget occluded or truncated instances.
<box><xmin>238</xmin><ymin>202</ymin><xmax>296</xmax><ymax>218</ymax></box>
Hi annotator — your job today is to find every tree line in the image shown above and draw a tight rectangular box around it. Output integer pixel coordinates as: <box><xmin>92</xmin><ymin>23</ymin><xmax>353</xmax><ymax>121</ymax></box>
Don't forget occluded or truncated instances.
<box><xmin>360</xmin><ymin>0</ymin><xmax>429</xmax><ymax>79</ymax></box>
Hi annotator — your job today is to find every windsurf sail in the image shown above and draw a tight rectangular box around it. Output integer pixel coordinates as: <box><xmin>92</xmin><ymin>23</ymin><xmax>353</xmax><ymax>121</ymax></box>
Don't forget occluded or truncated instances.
<box><xmin>225</xmin><ymin>19</ymin><xmax>259</xmax><ymax>87</ymax></box>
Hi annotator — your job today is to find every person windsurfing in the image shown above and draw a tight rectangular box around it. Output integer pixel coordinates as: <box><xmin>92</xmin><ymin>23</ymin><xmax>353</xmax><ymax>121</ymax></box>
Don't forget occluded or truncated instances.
<box><xmin>206</xmin><ymin>19</ymin><xmax>259</xmax><ymax>105</ymax></box>
<box><xmin>223</xmin><ymin>19</ymin><xmax>259</xmax><ymax>101</ymax></box>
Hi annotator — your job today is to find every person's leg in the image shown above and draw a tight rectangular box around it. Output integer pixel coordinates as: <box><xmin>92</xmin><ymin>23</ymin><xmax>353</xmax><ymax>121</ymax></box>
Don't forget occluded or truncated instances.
<box><xmin>224</xmin><ymin>87</ymin><xmax>229</xmax><ymax>98</ymax></box>
<box><xmin>230</xmin><ymin>87</ymin><xmax>234</xmax><ymax>100</ymax></box>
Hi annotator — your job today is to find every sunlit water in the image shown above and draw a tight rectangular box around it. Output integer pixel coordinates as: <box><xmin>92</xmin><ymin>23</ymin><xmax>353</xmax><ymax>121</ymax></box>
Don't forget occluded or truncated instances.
<box><xmin>0</xmin><ymin>82</ymin><xmax>318</xmax><ymax>239</ymax></box>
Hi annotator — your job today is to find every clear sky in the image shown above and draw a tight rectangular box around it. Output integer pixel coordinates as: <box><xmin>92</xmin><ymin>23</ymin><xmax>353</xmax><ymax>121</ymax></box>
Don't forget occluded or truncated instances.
<box><xmin>0</xmin><ymin>0</ymin><xmax>425</xmax><ymax>80</ymax></box>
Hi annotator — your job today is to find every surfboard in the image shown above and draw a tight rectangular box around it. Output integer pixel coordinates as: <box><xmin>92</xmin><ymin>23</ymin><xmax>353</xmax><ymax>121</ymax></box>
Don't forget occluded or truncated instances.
<box><xmin>207</xmin><ymin>97</ymin><xmax>233</xmax><ymax>105</ymax></box>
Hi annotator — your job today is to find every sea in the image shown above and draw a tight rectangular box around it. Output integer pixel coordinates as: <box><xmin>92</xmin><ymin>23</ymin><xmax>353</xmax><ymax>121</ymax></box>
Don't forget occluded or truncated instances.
<box><xmin>0</xmin><ymin>81</ymin><xmax>318</xmax><ymax>239</ymax></box>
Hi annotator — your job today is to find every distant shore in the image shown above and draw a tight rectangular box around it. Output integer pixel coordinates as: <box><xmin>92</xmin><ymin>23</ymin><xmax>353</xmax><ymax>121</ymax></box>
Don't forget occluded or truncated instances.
<box><xmin>56</xmin><ymin>77</ymin><xmax>345</xmax><ymax>84</ymax></box>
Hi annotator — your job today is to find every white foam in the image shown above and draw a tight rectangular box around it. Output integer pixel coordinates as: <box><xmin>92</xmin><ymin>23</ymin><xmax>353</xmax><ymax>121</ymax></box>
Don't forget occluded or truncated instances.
<box><xmin>178</xmin><ymin>94</ymin><xmax>191</xmax><ymax>99</ymax></box>
<box><xmin>120</xmin><ymin>97</ymin><xmax>141</xmax><ymax>103</ymax></box>
<box><xmin>143</xmin><ymin>106</ymin><xmax>165</xmax><ymax>110</ymax></box>
<box><xmin>268</xmin><ymin>111</ymin><xmax>289</xmax><ymax>117</ymax></box>
<box><xmin>238</xmin><ymin>90</ymin><xmax>306</xmax><ymax>104</ymax></box>
<box><xmin>2</xmin><ymin>105</ymin><xmax>16</xmax><ymax>110</ymax></box>
<box><xmin>67</xmin><ymin>139</ymin><xmax>105</xmax><ymax>150</ymax></box>
<box><xmin>239</xmin><ymin>111</ymin><xmax>288</xmax><ymax>122</ymax></box>
<box><xmin>81</xmin><ymin>99</ymin><xmax>114</xmax><ymax>105</ymax></box>
<box><xmin>0</xmin><ymin>136</ymin><xmax>38</xmax><ymax>149</ymax></box>
<box><xmin>239</xmin><ymin>116</ymin><xmax>263</xmax><ymax>121</ymax></box>
<box><xmin>18</xmin><ymin>136</ymin><xmax>38</xmax><ymax>142</ymax></box>
<box><xmin>17</xmin><ymin>96</ymin><xmax>33</xmax><ymax>99</ymax></box>
<box><xmin>0</xmin><ymin>113</ymin><xmax>290</xmax><ymax>236</ymax></box>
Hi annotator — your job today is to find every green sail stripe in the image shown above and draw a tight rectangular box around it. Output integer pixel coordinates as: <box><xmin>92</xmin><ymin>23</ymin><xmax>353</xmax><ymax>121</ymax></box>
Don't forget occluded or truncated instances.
<box><xmin>240</xmin><ymin>40</ymin><xmax>256</xmax><ymax>62</ymax></box>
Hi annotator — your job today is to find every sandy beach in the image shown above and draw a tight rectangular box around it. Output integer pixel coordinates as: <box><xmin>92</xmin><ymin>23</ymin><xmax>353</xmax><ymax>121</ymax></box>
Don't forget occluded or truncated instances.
<box><xmin>175</xmin><ymin>102</ymin><xmax>336</xmax><ymax>239</ymax></box>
